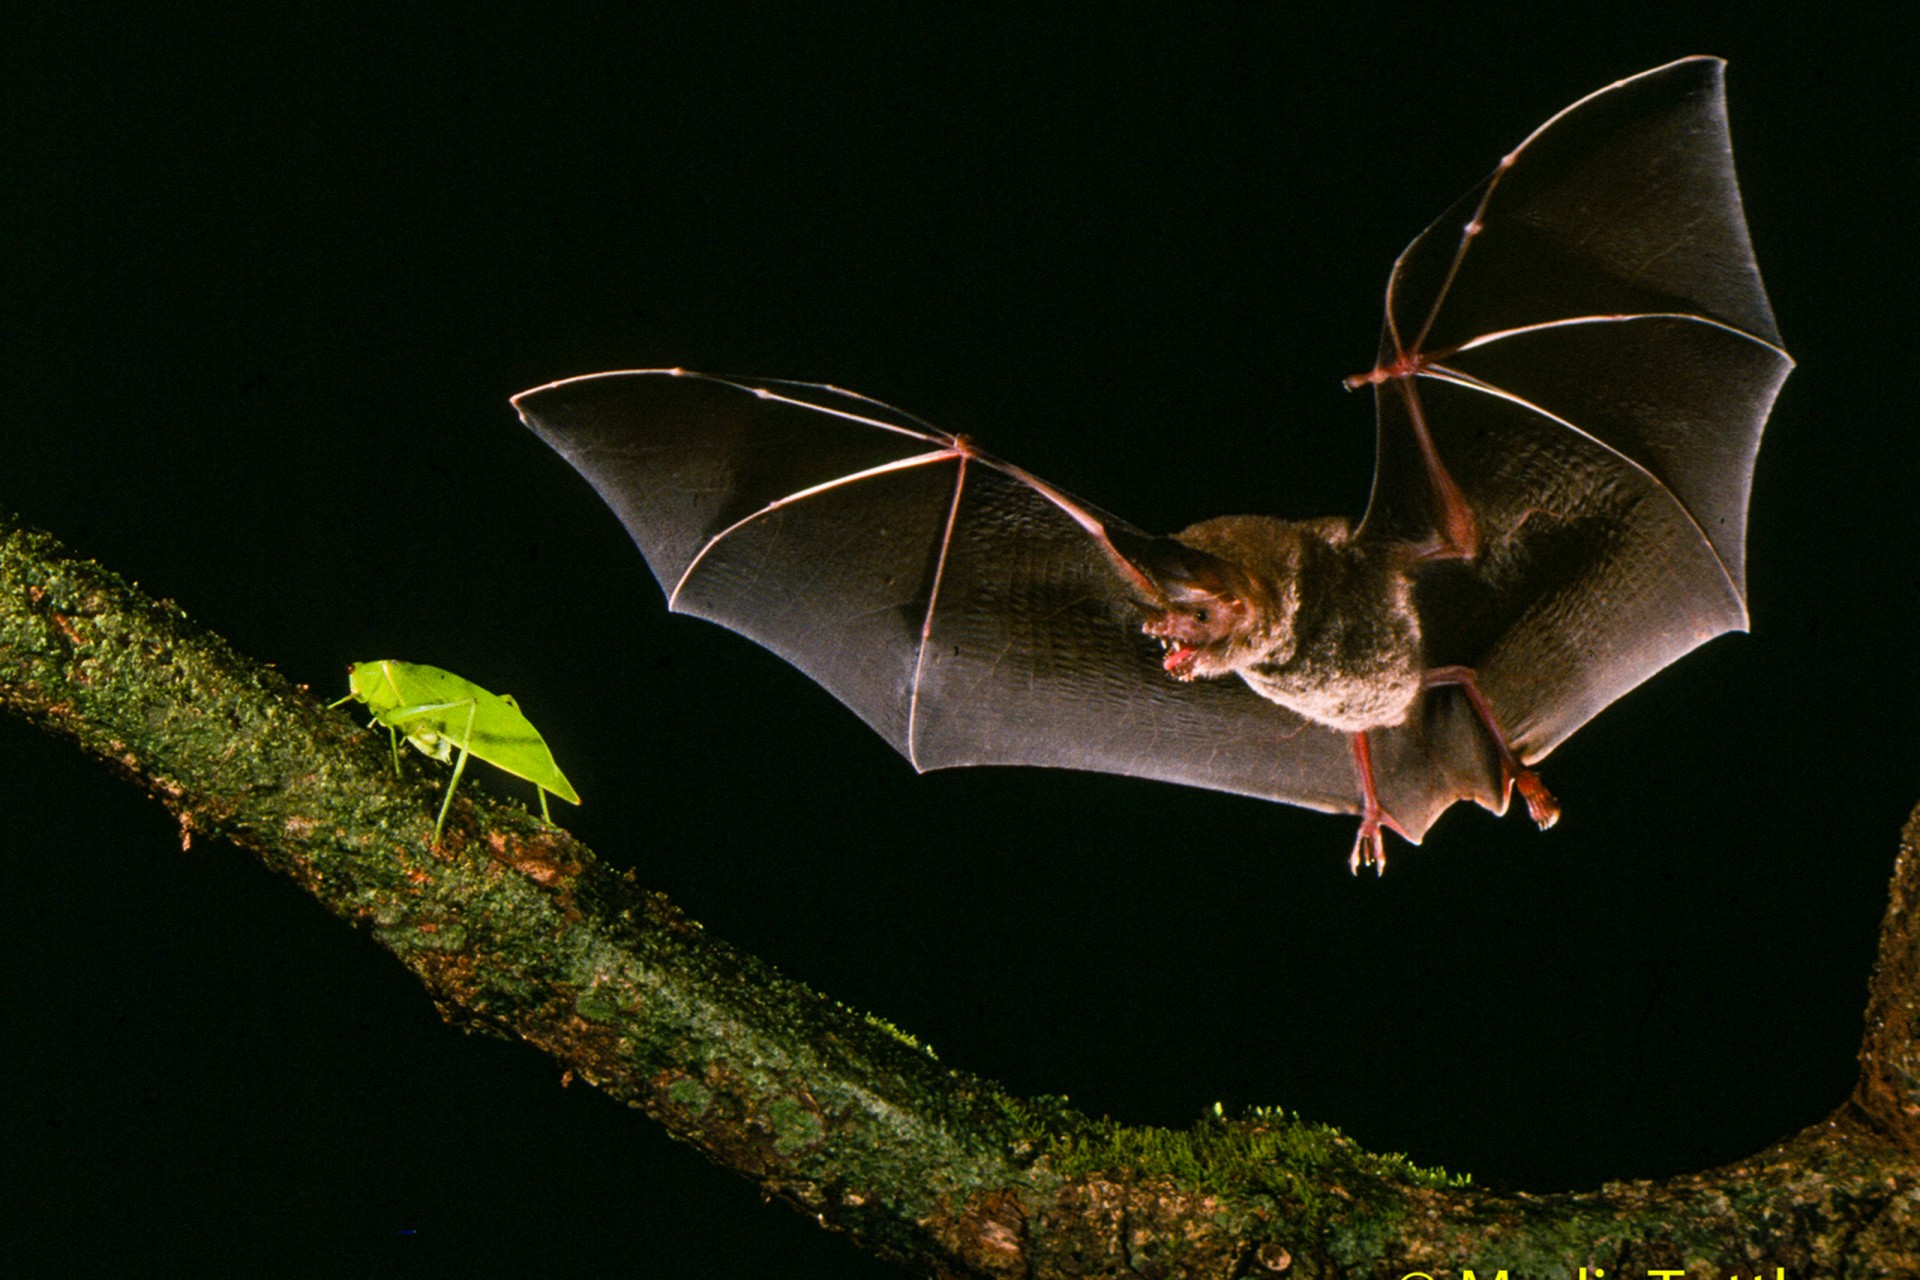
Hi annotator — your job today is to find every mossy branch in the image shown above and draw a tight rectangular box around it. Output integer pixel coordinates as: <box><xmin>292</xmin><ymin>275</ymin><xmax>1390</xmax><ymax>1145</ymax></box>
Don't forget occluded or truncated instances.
<box><xmin>5</xmin><ymin>506</ymin><xmax>1917</xmax><ymax>1278</ymax></box>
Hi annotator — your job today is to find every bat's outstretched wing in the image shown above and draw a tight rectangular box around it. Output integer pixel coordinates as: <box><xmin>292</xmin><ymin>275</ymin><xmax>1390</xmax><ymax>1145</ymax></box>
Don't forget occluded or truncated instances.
<box><xmin>515</xmin><ymin>58</ymin><xmax>1788</xmax><ymax>846</ymax></box>
<box><xmin>1355</xmin><ymin>56</ymin><xmax>1792</xmax><ymax>776</ymax></box>
<box><xmin>514</xmin><ymin>371</ymin><xmax>1365</xmax><ymax>819</ymax></box>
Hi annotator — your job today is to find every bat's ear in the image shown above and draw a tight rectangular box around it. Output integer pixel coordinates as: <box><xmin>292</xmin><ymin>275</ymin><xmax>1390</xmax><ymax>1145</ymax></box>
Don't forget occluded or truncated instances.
<box><xmin>1110</xmin><ymin>532</ymin><xmax>1257</xmax><ymax>610</ymax></box>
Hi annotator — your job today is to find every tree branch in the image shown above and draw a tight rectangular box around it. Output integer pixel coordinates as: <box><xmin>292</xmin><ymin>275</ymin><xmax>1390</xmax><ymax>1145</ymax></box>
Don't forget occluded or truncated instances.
<box><xmin>6</xmin><ymin>506</ymin><xmax>1917</xmax><ymax>1277</ymax></box>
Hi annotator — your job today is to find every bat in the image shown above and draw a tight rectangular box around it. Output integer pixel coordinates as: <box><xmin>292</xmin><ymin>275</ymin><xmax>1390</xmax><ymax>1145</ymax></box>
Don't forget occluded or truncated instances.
<box><xmin>513</xmin><ymin>56</ymin><xmax>1790</xmax><ymax>871</ymax></box>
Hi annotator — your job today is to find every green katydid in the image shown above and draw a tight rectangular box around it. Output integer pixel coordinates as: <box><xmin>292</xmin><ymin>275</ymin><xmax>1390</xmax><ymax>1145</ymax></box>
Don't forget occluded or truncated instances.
<box><xmin>330</xmin><ymin>660</ymin><xmax>581</xmax><ymax>846</ymax></box>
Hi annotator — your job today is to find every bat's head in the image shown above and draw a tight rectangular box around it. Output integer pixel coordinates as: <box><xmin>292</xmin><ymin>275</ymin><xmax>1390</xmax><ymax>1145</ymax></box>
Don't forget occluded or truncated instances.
<box><xmin>1126</xmin><ymin>532</ymin><xmax>1285</xmax><ymax>683</ymax></box>
<box><xmin>1143</xmin><ymin>593</ymin><xmax>1253</xmax><ymax>681</ymax></box>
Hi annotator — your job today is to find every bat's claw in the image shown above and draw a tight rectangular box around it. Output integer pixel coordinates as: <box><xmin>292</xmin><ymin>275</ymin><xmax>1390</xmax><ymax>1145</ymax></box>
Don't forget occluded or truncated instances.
<box><xmin>1349</xmin><ymin>824</ymin><xmax>1385</xmax><ymax>875</ymax></box>
<box><xmin>1348</xmin><ymin>807</ymin><xmax>1408</xmax><ymax>876</ymax></box>
<box><xmin>1510</xmin><ymin>767</ymin><xmax>1560</xmax><ymax>830</ymax></box>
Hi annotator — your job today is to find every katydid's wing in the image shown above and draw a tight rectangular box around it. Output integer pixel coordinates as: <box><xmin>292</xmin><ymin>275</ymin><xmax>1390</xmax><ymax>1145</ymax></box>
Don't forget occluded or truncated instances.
<box><xmin>1353</xmin><ymin>57</ymin><xmax>1791</xmax><ymax>779</ymax></box>
<box><xmin>372</xmin><ymin>661</ymin><xmax>581</xmax><ymax>804</ymax></box>
<box><xmin>409</xmin><ymin>696</ymin><xmax>578</xmax><ymax>804</ymax></box>
<box><xmin>431</xmin><ymin>685</ymin><xmax>579</xmax><ymax>804</ymax></box>
<box><xmin>465</xmin><ymin>692</ymin><xmax>581</xmax><ymax>804</ymax></box>
<box><xmin>513</xmin><ymin>370</ymin><xmax>1385</xmax><ymax>827</ymax></box>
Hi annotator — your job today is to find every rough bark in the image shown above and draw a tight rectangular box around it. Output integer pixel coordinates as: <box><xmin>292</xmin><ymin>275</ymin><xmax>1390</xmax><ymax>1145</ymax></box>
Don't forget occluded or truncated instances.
<box><xmin>4</xmin><ymin>506</ymin><xmax>1917</xmax><ymax>1278</ymax></box>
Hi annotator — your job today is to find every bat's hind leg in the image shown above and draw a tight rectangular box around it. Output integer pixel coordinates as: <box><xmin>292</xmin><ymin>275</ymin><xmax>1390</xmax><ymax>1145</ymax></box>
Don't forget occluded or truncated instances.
<box><xmin>1348</xmin><ymin>731</ymin><xmax>1409</xmax><ymax>875</ymax></box>
<box><xmin>1423</xmin><ymin>665</ymin><xmax>1559</xmax><ymax>829</ymax></box>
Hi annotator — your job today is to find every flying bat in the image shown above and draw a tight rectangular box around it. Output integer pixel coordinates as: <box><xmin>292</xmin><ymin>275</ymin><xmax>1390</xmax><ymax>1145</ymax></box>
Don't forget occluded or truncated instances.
<box><xmin>514</xmin><ymin>56</ymin><xmax>1790</xmax><ymax>871</ymax></box>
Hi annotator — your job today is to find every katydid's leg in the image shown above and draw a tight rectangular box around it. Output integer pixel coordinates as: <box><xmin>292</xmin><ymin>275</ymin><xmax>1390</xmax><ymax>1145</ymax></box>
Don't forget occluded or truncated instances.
<box><xmin>432</xmin><ymin>745</ymin><xmax>471</xmax><ymax>847</ymax></box>
<box><xmin>430</xmin><ymin>700</ymin><xmax>480</xmax><ymax>848</ymax></box>
<box><xmin>382</xmin><ymin>700</ymin><xmax>473</xmax><ymax>768</ymax></box>
<box><xmin>1422</xmin><ymin>665</ymin><xmax>1559</xmax><ymax>828</ymax></box>
<box><xmin>382</xmin><ymin>699</ymin><xmax>477</xmax><ymax>725</ymax></box>
<box><xmin>336</xmin><ymin>701</ymin><xmax>402</xmax><ymax>774</ymax></box>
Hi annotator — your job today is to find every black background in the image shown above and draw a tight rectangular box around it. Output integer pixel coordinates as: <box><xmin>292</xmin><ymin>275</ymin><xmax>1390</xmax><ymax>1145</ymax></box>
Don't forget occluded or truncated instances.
<box><xmin>4</xmin><ymin>5</ymin><xmax>1913</xmax><ymax>1276</ymax></box>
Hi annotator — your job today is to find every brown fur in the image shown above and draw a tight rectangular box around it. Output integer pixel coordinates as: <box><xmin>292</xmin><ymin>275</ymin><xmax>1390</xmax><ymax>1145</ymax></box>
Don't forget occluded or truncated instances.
<box><xmin>1169</xmin><ymin>515</ymin><xmax>1423</xmax><ymax>732</ymax></box>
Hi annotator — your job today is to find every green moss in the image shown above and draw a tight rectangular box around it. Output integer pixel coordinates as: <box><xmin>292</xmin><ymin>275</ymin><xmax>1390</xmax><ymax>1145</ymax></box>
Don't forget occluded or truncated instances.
<box><xmin>988</xmin><ymin>1090</ymin><xmax>1082</xmax><ymax>1143</ymax></box>
<box><xmin>389</xmin><ymin>921</ymin><xmax>468</xmax><ymax>951</ymax></box>
<box><xmin>765</xmin><ymin>1096</ymin><xmax>825</xmax><ymax>1154</ymax></box>
<box><xmin>1043</xmin><ymin>1104</ymin><xmax>1468</xmax><ymax>1224</ymax></box>
<box><xmin>574</xmin><ymin>985</ymin><xmax>622</xmax><ymax>1023</ymax></box>
<box><xmin>854</xmin><ymin>1008</ymin><xmax>938</xmax><ymax>1059</ymax></box>
<box><xmin>666</xmin><ymin>1077</ymin><xmax>711</xmax><ymax>1115</ymax></box>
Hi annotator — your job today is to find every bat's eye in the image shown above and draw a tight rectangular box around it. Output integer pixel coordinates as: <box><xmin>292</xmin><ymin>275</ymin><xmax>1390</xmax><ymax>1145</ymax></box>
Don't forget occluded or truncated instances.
<box><xmin>1193</xmin><ymin>608</ymin><xmax>1209</xmax><ymax>623</ymax></box>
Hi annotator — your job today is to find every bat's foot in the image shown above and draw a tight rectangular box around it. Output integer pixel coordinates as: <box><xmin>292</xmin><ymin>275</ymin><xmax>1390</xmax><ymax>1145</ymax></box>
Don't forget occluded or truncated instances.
<box><xmin>1350</xmin><ymin>820</ymin><xmax>1385</xmax><ymax>875</ymax></box>
<box><xmin>1423</xmin><ymin>664</ymin><xmax>1560</xmax><ymax>832</ymax></box>
<box><xmin>1349</xmin><ymin>806</ymin><xmax>1408</xmax><ymax>876</ymax></box>
<box><xmin>1509</xmin><ymin>766</ymin><xmax>1560</xmax><ymax>829</ymax></box>
<box><xmin>1347</xmin><ymin>729</ymin><xmax>1408</xmax><ymax>875</ymax></box>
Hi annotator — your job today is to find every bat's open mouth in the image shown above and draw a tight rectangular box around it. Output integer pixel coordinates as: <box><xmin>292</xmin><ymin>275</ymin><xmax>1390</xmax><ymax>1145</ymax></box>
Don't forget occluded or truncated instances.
<box><xmin>1159</xmin><ymin>640</ymin><xmax>1199</xmax><ymax>680</ymax></box>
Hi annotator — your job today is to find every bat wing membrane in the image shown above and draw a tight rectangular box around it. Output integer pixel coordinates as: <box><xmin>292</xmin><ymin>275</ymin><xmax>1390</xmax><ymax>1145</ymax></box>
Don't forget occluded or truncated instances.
<box><xmin>1358</xmin><ymin>56</ymin><xmax>1792</xmax><ymax>773</ymax></box>
<box><xmin>514</xmin><ymin>371</ymin><xmax>1394</xmax><ymax>828</ymax></box>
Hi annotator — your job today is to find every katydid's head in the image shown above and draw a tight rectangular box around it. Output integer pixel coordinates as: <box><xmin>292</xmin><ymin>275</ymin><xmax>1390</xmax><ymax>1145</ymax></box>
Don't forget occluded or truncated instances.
<box><xmin>341</xmin><ymin>661</ymin><xmax>405</xmax><ymax>714</ymax></box>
